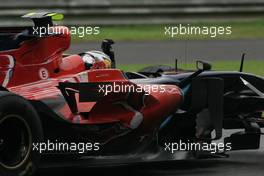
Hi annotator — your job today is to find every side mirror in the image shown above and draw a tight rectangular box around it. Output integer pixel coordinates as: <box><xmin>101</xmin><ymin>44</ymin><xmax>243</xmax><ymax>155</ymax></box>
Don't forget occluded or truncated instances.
<box><xmin>101</xmin><ymin>39</ymin><xmax>115</xmax><ymax>68</ymax></box>
<box><xmin>196</xmin><ymin>61</ymin><xmax>212</xmax><ymax>71</ymax></box>
<box><xmin>179</xmin><ymin>60</ymin><xmax>212</xmax><ymax>88</ymax></box>
<box><xmin>101</xmin><ymin>39</ymin><xmax>114</xmax><ymax>53</ymax></box>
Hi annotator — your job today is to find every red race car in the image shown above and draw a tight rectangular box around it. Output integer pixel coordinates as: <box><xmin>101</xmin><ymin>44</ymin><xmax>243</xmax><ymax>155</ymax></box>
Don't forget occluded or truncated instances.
<box><xmin>4</xmin><ymin>12</ymin><xmax>251</xmax><ymax>176</ymax></box>
<box><xmin>0</xmin><ymin>12</ymin><xmax>197</xmax><ymax>176</ymax></box>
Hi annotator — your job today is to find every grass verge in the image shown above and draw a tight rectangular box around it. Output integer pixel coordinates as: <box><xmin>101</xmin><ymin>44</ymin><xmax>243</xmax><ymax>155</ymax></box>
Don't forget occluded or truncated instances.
<box><xmin>72</xmin><ymin>20</ymin><xmax>264</xmax><ymax>41</ymax></box>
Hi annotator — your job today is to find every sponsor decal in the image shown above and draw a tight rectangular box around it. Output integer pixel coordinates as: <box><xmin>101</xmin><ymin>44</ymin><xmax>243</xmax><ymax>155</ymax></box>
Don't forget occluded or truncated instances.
<box><xmin>39</xmin><ymin>68</ymin><xmax>49</xmax><ymax>80</ymax></box>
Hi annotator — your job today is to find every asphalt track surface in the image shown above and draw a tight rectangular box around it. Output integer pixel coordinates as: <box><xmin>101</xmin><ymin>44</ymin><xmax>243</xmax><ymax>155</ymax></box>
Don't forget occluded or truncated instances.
<box><xmin>37</xmin><ymin>40</ymin><xmax>264</xmax><ymax>176</ymax></box>
<box><xmin>37</xmin><ymin>151</ymin><xmax>264</xmax><ymax>176</ymax></box>
<box><xmin>36</xmin><ymin>131</ymin><xmax>264</xmax><ymax>176</ymax></box>
<box><xmin>69</xmin><ymin>40</ymin><xmax>264</xmax><ymax>65</ymax></box>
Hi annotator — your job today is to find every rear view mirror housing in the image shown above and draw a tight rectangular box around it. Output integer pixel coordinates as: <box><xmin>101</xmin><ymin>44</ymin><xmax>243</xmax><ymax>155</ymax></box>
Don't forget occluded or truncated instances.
<box><xmin>179</xmin><ymin>61</ymin><xmax>212</xmax><ymax>88</ymax></box>
<box><xmin>196</xmin><ymin>61</ymin><xmax>212</xmax><ymax>71</ymax></box>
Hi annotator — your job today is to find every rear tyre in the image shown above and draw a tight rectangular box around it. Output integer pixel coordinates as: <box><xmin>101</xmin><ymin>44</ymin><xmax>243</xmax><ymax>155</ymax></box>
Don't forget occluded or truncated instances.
<box><xmin>0</xmin><ymin>92</ymin><xmax>43</xmax><ymax>176</ymax></box>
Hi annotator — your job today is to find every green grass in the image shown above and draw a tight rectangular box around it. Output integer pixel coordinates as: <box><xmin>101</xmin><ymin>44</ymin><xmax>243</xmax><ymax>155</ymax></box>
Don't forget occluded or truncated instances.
<box><xmin>72</xmin><ymin>20</ymin><xmax>264</xmax><ymax>41</ymax></box>
<box><xmin>118</xmin><ymin>60</ymin><xmax>264</xmax><ymax>76</ymax></box>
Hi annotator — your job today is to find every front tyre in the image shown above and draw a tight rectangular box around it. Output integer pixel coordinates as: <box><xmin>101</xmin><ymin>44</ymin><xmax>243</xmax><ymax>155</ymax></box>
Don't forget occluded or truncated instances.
<box><xmin>0</xmin><ymin>92</ymin><xmax>43</xmax><ymax>176</ymax></box>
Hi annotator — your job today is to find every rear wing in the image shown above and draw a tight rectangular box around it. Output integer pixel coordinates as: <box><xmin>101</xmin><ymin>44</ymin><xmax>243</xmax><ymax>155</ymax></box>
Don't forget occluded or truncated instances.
<box><xmin>22</xmin><ymin>12</ymin><xmax>64</xmax><ymax>27</ymax></box>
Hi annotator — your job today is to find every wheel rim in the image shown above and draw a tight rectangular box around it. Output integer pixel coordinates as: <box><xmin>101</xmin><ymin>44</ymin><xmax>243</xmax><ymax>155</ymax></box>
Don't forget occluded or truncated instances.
<box><xmin>0</xmin><ymin>114</ymin><xmax>32</xmax><ymax>169</ymax></box>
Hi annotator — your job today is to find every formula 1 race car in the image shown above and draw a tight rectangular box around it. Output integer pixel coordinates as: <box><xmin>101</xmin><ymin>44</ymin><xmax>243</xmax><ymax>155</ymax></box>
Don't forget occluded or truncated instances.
<box><xmin>0</xmin><ymin>12</ymin><xmax>192</xmax><ymax>176</ymax></box>
<box><xmin>0</xmin><ymin>12</ymin><xmax>264</xmax><ymax>176</ymax></box>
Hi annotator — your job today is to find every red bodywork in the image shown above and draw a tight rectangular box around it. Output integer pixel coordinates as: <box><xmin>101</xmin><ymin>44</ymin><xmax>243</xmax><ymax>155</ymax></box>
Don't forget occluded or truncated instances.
<box><xmin>0</xmin><ymin>26</ymin><xmax>183</xmax><ymax>134</ymax></box>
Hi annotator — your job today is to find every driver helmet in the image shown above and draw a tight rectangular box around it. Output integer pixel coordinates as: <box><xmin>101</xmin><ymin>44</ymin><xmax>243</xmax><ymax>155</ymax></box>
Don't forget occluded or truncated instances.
<box><xmin>82</xmin><ymin>50</ymin><xmax>111</xmax><ymax>69</ymax></box>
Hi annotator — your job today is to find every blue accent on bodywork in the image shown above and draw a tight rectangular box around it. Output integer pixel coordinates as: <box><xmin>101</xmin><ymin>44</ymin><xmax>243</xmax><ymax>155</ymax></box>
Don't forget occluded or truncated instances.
<box><xmin>159</xmin><ymin>84</ymin><xmax>190</xmax><ymax>130</ymax></box>
<box><xmin>182</xmin><ymin>84</ymin><xmax>191</xmax><ymax>97</ymax></box>
<box><xmin>159</xmin><ymin>115</ymin><xmax>173</xmax><ymax>130</ymax></box>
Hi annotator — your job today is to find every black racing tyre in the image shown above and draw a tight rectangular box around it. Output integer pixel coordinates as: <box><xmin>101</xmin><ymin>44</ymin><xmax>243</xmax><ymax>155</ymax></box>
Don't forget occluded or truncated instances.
<box><xmin>0</xmin><ymin>91</ymin><xmax>43</xmax><ymax>176</ymax></box>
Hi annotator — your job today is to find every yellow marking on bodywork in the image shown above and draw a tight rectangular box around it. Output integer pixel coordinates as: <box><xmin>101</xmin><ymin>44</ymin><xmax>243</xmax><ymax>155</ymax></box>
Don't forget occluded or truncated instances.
<box><xmin>24</xmin><ymin>12</ymin><xmax>36</xmax><ymax>17</ymax></box>
<box><xmin>47</xmin><ymin>13</ymin><xmax>64</xmax><ymax>21</ymax></box>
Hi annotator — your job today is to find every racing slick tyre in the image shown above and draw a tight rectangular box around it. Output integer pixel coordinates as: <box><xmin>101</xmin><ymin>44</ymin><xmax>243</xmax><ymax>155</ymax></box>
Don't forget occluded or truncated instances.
<box><xmin>0</xmin><ymin>91</ymin><xmax>43</xmax><ymax>176</ymax></box>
